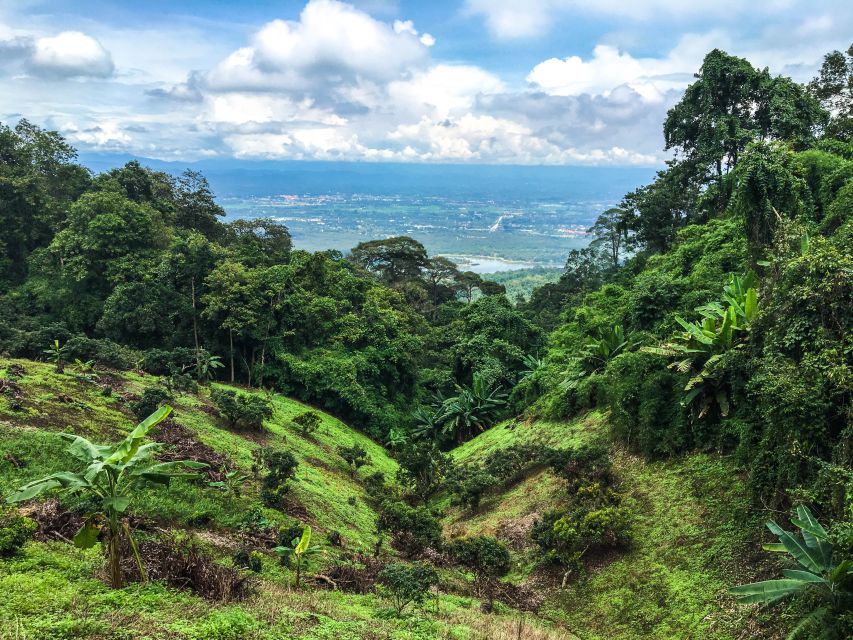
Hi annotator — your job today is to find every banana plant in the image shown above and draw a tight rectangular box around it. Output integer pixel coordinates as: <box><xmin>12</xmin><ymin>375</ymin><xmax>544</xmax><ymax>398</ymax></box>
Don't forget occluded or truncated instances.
<box><xmin>580</xmin><ymin>325</ymin><xmax>630</xmax><ymax>372</ymax></box>
<box><xmin>43</xmin><ymin>339</ymin><xmax>67</xmax><ymax>373</ymax></box>
<box><xmin>274</xmin><ymin>525</ymin><xmax>320</xmax><ymax>588</ymax></box>
<box><xmin>731</xmin><ymin>506</ymin><xmax>852</xmax><ymax>635</ymax></box>
<box><xmin>6</xmin><ymin>406</ymin><xmax>207</xmax><ymax>588</ymax></box>
<box><xmin>439</xmin><ymin>373</ymin><xmax>507</xmax><ymax>444</ymax></box>
<box><xmin>644</xmin><ymin>272</ymin><xmax>759</xmax><ymax>419</ymax></box>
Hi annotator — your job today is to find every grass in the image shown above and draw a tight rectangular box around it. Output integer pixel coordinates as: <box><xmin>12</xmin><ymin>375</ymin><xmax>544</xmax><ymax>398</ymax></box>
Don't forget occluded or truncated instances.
<box><xmin>440</xmin><ymin>409</ymin><xmax>775</xmax><ymax>640</ymax></box>
<box><xmin>0</xmin><ymin>357</ymin><xmax>779</xmax><ymax>639</ymax></box>
<box><xmin>0</xmin><ymin>542</ymin><xmax>575</xmax><ymax>640</ymax></box>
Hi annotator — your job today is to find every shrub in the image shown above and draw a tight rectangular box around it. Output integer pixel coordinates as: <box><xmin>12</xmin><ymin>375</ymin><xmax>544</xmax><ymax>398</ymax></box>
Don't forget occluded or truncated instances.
<box><xmin>547</xmin><ymin>445</ymin><xmax>613</xmax><ymax>491</ymax></box>
<box><xmin>292</xmin><ymin>410</ymin><xmax>321</xmax><ymax>434</ymax></box>
<box><xmin>337</xmin><ymin>443</ymin><xmax>369</xmax><ymax>476</ymax></box>
<box><xmin>129</xmin><ymin>385</ymin><xmax>172</xmax><ymax>421</ymax></box>
<box><xmin>532</xmin><ymin>493</ymin><xmax>631</xmax><ymax>572</ymax></box>
<box><xmin>232</xmin><ymin>547</ymin><xmax>263</xmax><ymax>573</ymax></box>
<box><xmin>211</xmin><ymin>388</ymin><xmax>272</xmax><ymax>430</ymax></box>
<box><xmin>363</xmin><ymin>471</ymin><xmax>387</xmax><ymax>500</ymax></box>
<box><xmin>448</xmin><ymin>536</ymin><xmax>511</xmax><ymax>611</ymax></box>
<box><xmin>376</xmin><ymin>499</ymin><xmax>443</xmax><ymax>557</ymax></box>
<box><xmin>0</xmin><ymin>510</ymin><xmax>37</xmax><ymax>557</ymax></box>
<box><xmin>377</xmin><ymin>561</ymin><xmax>439</xmax><ymax>614</ymax></box>
<box><xmin>446</xmin><ymin>465</ymin><xmax>496</xmax><ymax>510</ymax></box>
<box><xmin>260</xmin><ymin>450</ymin><xmax>298</xmax><ymax>507</ymax></box>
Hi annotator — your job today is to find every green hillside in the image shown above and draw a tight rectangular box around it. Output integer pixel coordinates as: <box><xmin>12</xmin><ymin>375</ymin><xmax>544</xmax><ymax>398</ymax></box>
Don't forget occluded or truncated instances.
<box><xmin>441</xmin><ymin>412</ymin><xmax>779</xmax><ymax>639</ymax></box>
<box><xmin>0</xmin><ymin>358</ymin><xmax>573</xmax><ymax>639</ymax></box>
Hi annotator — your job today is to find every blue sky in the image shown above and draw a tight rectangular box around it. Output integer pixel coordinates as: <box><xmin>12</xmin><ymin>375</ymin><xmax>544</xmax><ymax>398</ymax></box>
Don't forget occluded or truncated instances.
<box><xmin>1</xmin><ymin>0</ymin><xmax>850</xmax><ymax>165</ymax></box>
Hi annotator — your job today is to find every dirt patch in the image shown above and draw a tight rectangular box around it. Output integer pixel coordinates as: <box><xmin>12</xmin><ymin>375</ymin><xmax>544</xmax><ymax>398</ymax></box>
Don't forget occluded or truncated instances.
<box><xmin>154</xmin><ymin>418</ymin><xmax>233</xmax><ymax>481</ymax></box>
<box><xmin>122</xmin><ymin>532</ymin><xmax>252</xmax><ymax>601</ymax></box>
<box><xmin>315</xmin><ymin>552</ymin><xmax>385</xmax><ymax>593</ymax></box>
<box><xmin>0</xmin><ymin>379</ymin><xmax>24</xmax><ymax>410</ymax></box>
<box><xmin>279</xmin><ymin>493</ymin><xmax>314</xmax><ymax>524</ymax></box>
<box><xmin>495</xmin><ymin>513</ymin><xmax>539</xmax><ymax>551</ymax></box>
<box><xmin>19</xmin><ymin>499</ymin><xmax>85</xmax><ymax>543</ymax></box>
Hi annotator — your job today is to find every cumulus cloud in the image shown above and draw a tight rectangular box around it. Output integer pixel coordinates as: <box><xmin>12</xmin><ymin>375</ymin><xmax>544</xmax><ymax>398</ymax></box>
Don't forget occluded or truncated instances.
<box><xmin>28</xmin><ymin>31</ymin><xmax>114</xmax><ymax>78</ymax></box>
<box><xmin>527</xmin><ymin>34</ymin><xmax>723</xmax><ymax>102</ymax></box>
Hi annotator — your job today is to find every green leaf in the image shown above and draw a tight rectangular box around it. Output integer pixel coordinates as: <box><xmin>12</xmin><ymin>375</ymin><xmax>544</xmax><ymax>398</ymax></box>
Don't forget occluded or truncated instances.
<box><xmin>762</xmin><ymin>543</ymin><xmax>787</xmax><ymax>552</ymax></box>
<box><xmin>294</xmin><ymin>526</ymin><xmax>312</xmax><ymax>555</ymax></box>
<box><xmin>73</xmin><ymin>520</ymin><xmax>101</xmax><ymax>549</ymax></box>
<box><xmin>729</xmin><ymin>579</ymin><xmax>807</xmax><ymax>604</ymax></box>
<box><xmin>744</xmin><ymin>288</ymin><xmax>758</xmax><ymax>322</ymax></box>
<box><xmin>107</xmin><ymin>406</ymin><xmax>172</xmax><ymax>464</ymax></box>
<box><xmin>6</xmin><ymin>477</ymin><xmax>62</xmax><ymax>503</ymax></box>
<box><xmin>103</xmin><ymin>495</ymin><xmax>131</xmax><ymax>513</ymax></box>
<box><xmin>781</xmin><ymin>569</ymin><xmax>826</xmax><ymax>584</ymax></box>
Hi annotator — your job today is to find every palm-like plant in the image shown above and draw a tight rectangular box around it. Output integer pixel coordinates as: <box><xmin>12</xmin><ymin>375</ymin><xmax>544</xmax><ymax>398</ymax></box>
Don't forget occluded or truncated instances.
<box><xmin>439</xmin><ymin>373</ymin><xmax>507</xmax><ymax>444</ymax></box>
<box><xmin>580</xmin><ymin>325</ymin><xmax>630</xmax><ymax>372</ymax></box>
<box><xmin>731</xmin><ymin>506</ymin><xmax>852</xmax><ymax>637</ymax></box>
<box><xmin>644</xmin><ymin>273</ymin><xmax>759</xmax><ymax>418</ymax></box>
<box><xmin>43</xmin><ymin>339</ymin><xmax>67</xmax><ymax>373</ymax></box>
<box><xmin>193</xmin><ymin>351</ymin><xmax>224</xmax><ymax>383</ymax></box>
<box><xmin>274</xmin><ymin>525</ymin><xmax>320</xmax><ymax>588</ymax></box>
<box><xmin>6</xmin><ymin>406</ymin><xmax>207</xmax><ymax>588</ymax></box>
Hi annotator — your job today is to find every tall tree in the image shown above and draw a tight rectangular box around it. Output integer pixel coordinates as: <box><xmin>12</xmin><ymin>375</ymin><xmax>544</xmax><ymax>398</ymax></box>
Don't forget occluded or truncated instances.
<box><xmin>350</xmin><ymin>236</ymin><xmax>429</xmax><ymax>285</ymax></box>
<box><xmin>808</xmin><ymin>43</ymin><xmax>853</xmax><ymax>141</ymax></box>
<box><xmin>589</xmin><ymin>207</ymin><xmax>630</xmax><ymax>268</ymax></box>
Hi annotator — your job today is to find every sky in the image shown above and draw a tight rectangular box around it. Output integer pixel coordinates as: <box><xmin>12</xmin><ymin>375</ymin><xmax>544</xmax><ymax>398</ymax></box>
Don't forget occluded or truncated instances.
<box><xmin>0</xmin><ymin>0</ymin><xmax>850</xmax><ymax>166</ymax></box>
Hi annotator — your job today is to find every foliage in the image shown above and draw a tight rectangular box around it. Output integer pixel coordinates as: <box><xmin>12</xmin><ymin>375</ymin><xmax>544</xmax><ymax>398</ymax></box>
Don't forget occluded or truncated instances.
<box><xmin>437</xmin><ymin>373</ymin><xmax>508</xmax><ymax>444</ymax></box>
<box><xmin>448</xmin><ymin>535</ymin><xmax>510</xmax><ymax>610</ymax></box>
<box><xmin>274</xmin><ymin>525</ymin><xmax>320</xmax><ymax>588</ymax></box>
<box><xmin>129</xmin><ymin>385</ymin><xmax>173</xmax><ymax>421</ymax></box>
<box><xmin>43</xmin><ymin>339</ymin><xmax>67</xmax><ymax>373</ymax></box>
<box><xmin>338</xmin><ymin>443</ymin><xmax>369</xmax><ymax>476</ymax></box>
<box><xmin>731</xmin><ymin>505</ymin><xmax>853</xmax><ymax>639</ymax></box>
<box><xmin>6</xmin><ymin>406</ymin><xmax>207</xmax><ymax>587</ymax></box>
<box><xmin>0</xmin><ymin>509</ymin><xmax>37</xmax><ymax>557</ymax></box>
<box><xmin>259</xmin><ymin>450</ymin><xmax>298</xmax><ymax>508</ymax></box>
<box><xmin>376</xmin><ymin>499</ymin><xmax>443</xmax><ymax>557</ymax></box>
<box><xmin>210</xmin><ymin>387</ymin><xmax>272</xmax><ymax>430</ymax></box>
<box><xmin>292</xmin><ymin>410</ymin><xmax>321</xmax><ymax>434</ymax></box>
<box><xmin>377</xmin><ymin>561</ymin><xmax>439</xmax><ymax>614</ymax></box>
<box><xmin>395</xmin><ymin>441</ymin><xmax>452</xmax><ymax>501</ymax></box>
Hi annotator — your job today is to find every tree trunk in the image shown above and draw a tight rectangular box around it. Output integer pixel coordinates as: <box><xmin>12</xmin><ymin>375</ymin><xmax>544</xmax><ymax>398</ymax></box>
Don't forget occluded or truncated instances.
<box><xmin>229</xmin><ymin>328</ymin><xmax>235</xmax><ymax>383</ymax></box>
<box><xmin>108</xmin><ymin>528</ymin><xmax>122</xmax><ymax>588</ymax></box>
<box><xmin>191</xmin><ymin>276</ymin><xmax>200</xmax><ymax>374</ymax></box>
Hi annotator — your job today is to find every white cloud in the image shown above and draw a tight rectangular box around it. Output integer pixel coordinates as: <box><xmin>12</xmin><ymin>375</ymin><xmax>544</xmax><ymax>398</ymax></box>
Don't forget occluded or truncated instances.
<box><xmin>527</xmin><ymin>34</ymin><xmax>723</xmax><ymax>101</ymax></box>
<box><xmin>388</xmin><ymin>64</ymin><xmax>504</xmax><ymax>119</ymax></box>
<box><xmin>29</xmin><ymin>31</ymin><xmax>114</xmax><ymax>78</ymax></box>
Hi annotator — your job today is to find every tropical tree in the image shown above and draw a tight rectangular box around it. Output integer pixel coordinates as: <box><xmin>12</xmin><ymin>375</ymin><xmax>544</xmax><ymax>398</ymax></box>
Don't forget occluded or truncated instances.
<box><xmin>274</xmin><ymin>525</ymin><xmax>320</xmax><ymax>588</ymax></box>
<box><xmin>731</xmin><ymin>505</ymin><xmax>853</xmax><ymax>638</ymax></box>
<box><xmin>6</xmin><ymin>406</ymin><xmax>207</xmax><ymax>588</ymax></box>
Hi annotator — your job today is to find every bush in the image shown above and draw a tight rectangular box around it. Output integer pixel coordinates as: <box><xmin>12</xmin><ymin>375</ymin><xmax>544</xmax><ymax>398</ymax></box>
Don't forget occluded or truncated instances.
<box><xmin>363</xmin><ymin>471</ymin><xmax>387</xmax><ymax>500</ymax></box>
<box><xmin>448</xmin><ymin>536</ymin><xmax>511</xmax><ymax>611</ymax></box>
<box><xmin>65</xmin><ymin>336</ymin><xmax>140</xmax><ymax>370</ymax></box>
<box><xmin>601</xmin><ymin>350</ymin><xmax>689</xmax><ymax>457</ymax></box>
<box><xmin>446</xmin><ymin>465</ymin><xmax>496</xmax><ymax>510</ymax></box>
<box><xmin>377</xmin><ymin>561</ymin><xmax>439</xmax><ymax>614</ymax></box>
<box><xmin>232</xmin><ymin>547</ymin><xmax>263</xmax><ymax>572</ymax></box>
<box><xmin>141</xmin><ymin>347</ymin><xmax>197</xmax><ymax>376</ymax></box>
<box><xmin>260</xmin><ymin>450</ymin><xmax>298</xmax><ymax>508</ymax></box>
<box><xmin>0</xmin><ymin>510</ymin><xmax>37</xmax><ymax>557</ymax></box>
<box><xmin>211</xmin><ymin>388</ymin><xmax>272</xmax><ymax>430</ymax></box>
<box><xmin>292</xmin><ymin>410</ymin><xmax>321</xmax><ymax>434</ymax></box>
<box><xmin>547</xmin><ymin>445</ymin><xmax>613</xmax><ymax>491</ymax></box>
<box><xmin>376</xmin><ymin>499</ymin><xmax>443</xmax><ymax>557</ymax></box>
<box><xmin>337</xmin><ymin>443</ymin><xmax>368</xmax><ymax>475</ymax></box>
<box><xmin>532</xmin><ymin>488</ymin><xmax>632</xmax><ymax>572</ymax></box>
<box><xmin>129</xmin><ymin>386</ymin><xmax>172</xmax><ymax>421</ymax></box>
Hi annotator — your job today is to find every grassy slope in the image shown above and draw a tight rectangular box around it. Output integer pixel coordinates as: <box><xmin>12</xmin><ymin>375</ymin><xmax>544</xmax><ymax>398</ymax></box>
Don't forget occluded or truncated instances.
<box><xmin>0</xmin><ymin>358</ymin><xmax>573</xmax><ymax>640</ymax></box>
<box><xmin>444</xmin><ymin>411</ymin><xmax>776</xmax><ymax>640</ymax></box>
